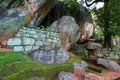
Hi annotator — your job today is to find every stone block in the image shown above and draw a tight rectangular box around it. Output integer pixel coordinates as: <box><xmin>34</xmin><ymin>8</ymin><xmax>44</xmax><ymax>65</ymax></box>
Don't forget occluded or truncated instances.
<box><xmin>29</xmin><ymin>30</ymin><xmax>37</xmax><ymax>34</ymax></box>
<box><xmin>115</xmin><ymin>54</ymin><xmax>119</xmax><ymax>59</ymax></box>
<box><xmin>112</xmin><ymin>48</ymin><xmax>119</xmax><ymax>52</ymax></box>
<box><xmin>32</xmin><ymin>46</ymin><xmax>39</xmax><ymax>50</ymax></box>
<box><xmin>24</xmin><ymin>46</ymin><xmax>33</xmax><ymax>52</ymax></box>
<box><xmin>23</xmin><ymin>37</ymin><xmax>35</xmax><ymax>45</ymax></box>
<box><xmin>15</xmin><ymin>33</ymin><xmax>22</xmax><ymax>37</ymax></box>
<box><xmin>13</xmin><ymin>46</ymin><xmax>24</xmax><ymax>52</ymax></box>
<box><xmin>22</xmin><ymin>33</ymin><xmax>30</xmax><ymax>37</ymax></box>
<box><xmin>97</xmin><ymin>53</ymin><xmax>103</xmax><ymax>57</ymax></box>
<box><xmin>35</xmin><ymin>41</ymin><xmax>43</xmax><ymax>46</ymax></box>
<box><xmin>36</xmin><ymin>33</ymin><xmax>46</xmax><ymax>40</ymax></box>
<box><xmin>7</xmin><ymin>38</ymin><xmax>22</xmax><ymax>46</ymax></box>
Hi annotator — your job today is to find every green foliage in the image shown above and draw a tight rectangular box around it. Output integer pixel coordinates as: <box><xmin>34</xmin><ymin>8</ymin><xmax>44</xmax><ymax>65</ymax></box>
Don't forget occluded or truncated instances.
<box><xmin>25</xmin><ymin>24</ymin><xmax>55</xmax><ymax>32</ymax></box>
<box><xmin>0</xmin><ymin>52</ymin><xmax>81</xmax><ymax>80</ymax></box>
<box><xmin>67</xmin><ymin>0</ymin><xmax>82</xmax><ymax>11</ymax></box>
<box><xmin>58</xmin><ymin>0</ymin><xmax>82</xmax><ymax>11</ymax></box>
<box><xmin>94</xmin><ymin>0</ymin><xmax>120</xmax><ymax>36</ymax></box>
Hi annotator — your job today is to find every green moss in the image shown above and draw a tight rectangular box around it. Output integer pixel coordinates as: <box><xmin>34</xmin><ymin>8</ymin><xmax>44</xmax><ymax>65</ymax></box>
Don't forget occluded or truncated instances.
<box><xmin>0</xmin><ymin>52</ymin><xmax>81</xmax><ymax>80</ymax></box>
<box><xmin>25</xmin><ymin>24</ymin><xmax>55</xmax><ymax>32</ymax></box>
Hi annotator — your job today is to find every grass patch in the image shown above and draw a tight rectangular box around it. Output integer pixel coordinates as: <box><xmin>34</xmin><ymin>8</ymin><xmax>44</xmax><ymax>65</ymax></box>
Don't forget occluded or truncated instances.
<box><xmin>0</xmin><ymin>52</ymin><xmax>81</xmax><ymax>80</ymax></box>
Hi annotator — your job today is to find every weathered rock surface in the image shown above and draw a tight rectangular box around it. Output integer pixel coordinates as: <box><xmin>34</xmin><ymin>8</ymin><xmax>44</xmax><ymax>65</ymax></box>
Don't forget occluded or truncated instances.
<box><xmin>78</xmin><ymin>19</ymin><xmax>94</xmax><ymax>43</ymax></box>
<box><xmin>25</xmin><ymin>0</ymin><xmax>55</xmax><ymax>26</ymax></box>
<box><xmin>57</xmin><ymin>71</ymin><xmax>77</xmax><ymax>80</ymax></box>
<box><xmin>0</xmin><ymin>8</ymin><xmax>26</xmax><ymax>42</ymax></box>
<box><xmin>0</xmin><ymin>0</ymin><xmax>23</xmax><ymax>9</ymax></box>
<box><xmin>84</xmin><ymin>74</ymin><xmax>98</xmax><ymax>80</ymax></box>
<box><xmin>74</xmin><ymin>7</ymin><xmax>94</xmax><ymax>43</ymax></box>
<box><xmin>73</xmin><ymin>61</ymin><xmax>88</xmax><ymax>69</ymax></box>
<box><xmin>73</xmin><ymin>61</ymin><xmax>88</xmax><ymax>80</ymax></box>
<box><xmin>29</xmin><ymin>45</ymin><xmax>69</xmax><ymax>64</ymax></box>
<box><xmin>50</xmin><ymin>16</ymin><xmax>79</xmax><ymax>50</ymax></box>
<box><xmin>97</xmin><ymin>58</ymin><xmax>120</xmax><ymax>71</ymax></box>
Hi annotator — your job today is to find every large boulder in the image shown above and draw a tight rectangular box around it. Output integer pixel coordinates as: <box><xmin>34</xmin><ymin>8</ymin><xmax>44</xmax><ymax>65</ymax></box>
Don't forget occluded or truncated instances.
<box><xmin>49</xmin><ymin>16</ymin><xmax>79</xmax><ymax>50</ymax></box>
<box><xmin>97</xmin><ymin>58</ymin><xmax>120</xmax><ymax>71</ymax></box>
<box><xmin>29</xmin><ymin>45</ymin><xmax>69</xmax><ymax>64</ymax></box>
<box><xmin>74</xmin><ymin>7</ymin><xmax>94</xmax><ymax>43</ymax></box>
<box><xmin>0</xmin><ymin>8</ymin><xmax>26</xmax><ymax>42</ymax></box>
<box><xmin>78</xmin><ymin>21</ymin><xmax>94</xmax><ymax>42</ymax></box>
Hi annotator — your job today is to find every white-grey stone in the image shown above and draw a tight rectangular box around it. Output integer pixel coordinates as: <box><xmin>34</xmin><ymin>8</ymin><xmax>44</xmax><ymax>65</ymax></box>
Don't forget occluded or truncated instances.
<box><xmin>7</xmin><ymin>38</ymin><xmax>22</xmax><ymax>46</ymax></box>
<box><xmin>97</xmin><ymin>58</ymin><xmax>120</xmax><ymax>71</ymax></box>
<box><xmin>55</xmin><ymin>48</ymin><xmax>69</xmax><ymax>64</ymax></box>
<box><xmin>23</xmin><ymin>37</ymin><xmax>35</xmax><ymax>45</ymax></box>
<box><xmin>57</xmin><ymin>71</ymin><xmax>75</xmax><ymax>80</ymax></box>
<box><xmin>32</xmin><ymin>46</ymin><xmax>40</xmax><ymax>50</ymax></box>
<box><xmin>22</xmin><ymin>33</ymin><xmax>30</xmax><ymax>37</ymax></box>
<box><xmin>24</xmin><ymin>46</ymin><xmax>33</xmax><ymax>51</ymax></box>
<box><xmin>37</xmin><ymin>33</ymin><xmax>46</xmax><ymax>40</ymax></box>
<box><xmin>35</xmin><ymin>41</ymin><xmax>43</xmax><ymax>46</ymax></box>
<box><xmin>15</xmin><ymin>33</ymin><xmax>22</xmax><ymax>37</ymax></box>
<box><xmin>87</xmin><ymin>42</ymin><xmax>102</xmax><ymax>49</ymax></box>
<box><xmin>13</xmin><ymin>46</ymin><xmax>24</xmax><ymax>52</ymax></box>
<box><xmin>29</xmin><ymin>30</ymin><xmax>37</xmax><ymax>34</ymax></box>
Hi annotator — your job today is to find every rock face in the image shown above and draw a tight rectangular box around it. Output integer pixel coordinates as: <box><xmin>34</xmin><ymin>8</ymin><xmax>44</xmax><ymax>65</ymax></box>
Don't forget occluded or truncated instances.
<box><xmin>97</xmin><ymin>58</ymin><xmax>120</xmax><ymax>71</ymax></box>
<box><xmin>24</xmin><ymin>0</ymin><xmax>55</xmax><ymax>26</ymax></box>
<box><xmin>57</xmin><ymin>71</ymin><xmax>77</xmax><ymax>80</ymax></box>
<box><xmin>78</xmin><ymin>21</ymin><xmax>94</xmax><ymax>43</ymax></box>
<box><xmin>0</xmin><ymin>8</ymin><xmax>26</xmax><ymax>42</ymax></box>
<box><xmin>0</xmin><ymin>0</ymin><xmax>23</xmax><ymax>9</ymax></box>
<box><xmin>74</xmin><ymin>7</ymin><xmax>94</xmax><ymax>43</ymax></box>
<box><xmin>29</xmin><ymin>45</ymin><xmax>69</xmax><ymax>64</ymax></box>
<box><xmin>50</xmin><ymin>16</ymin><xmax>80</xmax><ymax>50</ymax></box>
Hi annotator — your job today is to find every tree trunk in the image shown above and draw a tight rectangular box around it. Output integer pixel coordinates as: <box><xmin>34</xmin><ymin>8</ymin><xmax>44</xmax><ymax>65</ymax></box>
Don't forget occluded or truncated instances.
<box><xmin>104</xmin><ymin>35</ymin><xmax>111</xmax><ymax>48</ymax></box>
<box><xmin>103</xmin><ymin>1</ymin><xmax>111</xmax><ymax>48</ymax></box>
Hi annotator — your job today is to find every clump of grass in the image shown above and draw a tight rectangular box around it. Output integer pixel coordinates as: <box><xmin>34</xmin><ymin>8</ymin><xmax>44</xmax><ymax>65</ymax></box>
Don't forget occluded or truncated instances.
<box><xmin>0</xmin><ymin>52</ymin><xmax>81</xmax><ymax>80</ymax></box>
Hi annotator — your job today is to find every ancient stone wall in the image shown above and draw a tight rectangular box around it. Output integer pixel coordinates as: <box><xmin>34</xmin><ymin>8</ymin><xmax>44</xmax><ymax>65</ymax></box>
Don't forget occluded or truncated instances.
<box><xmin>71</xmin><ymin>44</ymin><xmax>120</xmax><ymax>59</ymax></box>
<box><xmin>7</xmin><ymin>27</ymin><xmax>61</xmax><ymax>52</ymax></box>
<box><xmin>97</xmin><ymin>48</ymin><xmax>120</xmax><ymax>59</ymax></box>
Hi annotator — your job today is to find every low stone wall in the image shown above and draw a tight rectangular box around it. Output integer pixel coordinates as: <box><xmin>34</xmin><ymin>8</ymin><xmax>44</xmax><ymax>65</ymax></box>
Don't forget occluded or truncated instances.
<box><xmin>71</xmin><ymin>44</ymin><xmax>120</xmax><ymax>59</ymax></box>
<box><xmin>97</xmin><ymin>48</ymin><xmax>120</xmax><ymax>59</ymax></box>
<box><xmin>7</xmin><ymin>27</ymin><xmax>61</xmax><ymax>52</ymax></box>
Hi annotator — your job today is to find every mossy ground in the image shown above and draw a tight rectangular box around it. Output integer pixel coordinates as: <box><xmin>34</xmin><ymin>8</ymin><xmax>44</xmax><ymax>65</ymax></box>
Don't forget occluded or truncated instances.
<box><xmin>0</xmin><ymin>52</ymin><xmax>81</xmax><ymax>80</ymax></box>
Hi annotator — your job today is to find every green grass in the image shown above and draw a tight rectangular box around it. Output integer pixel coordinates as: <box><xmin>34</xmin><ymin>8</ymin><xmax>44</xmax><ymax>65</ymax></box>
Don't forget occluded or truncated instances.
<box><xmin>0</xmin><ymin>52</ymin><xmax>81</xmax><ymax>80</ymax></box>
